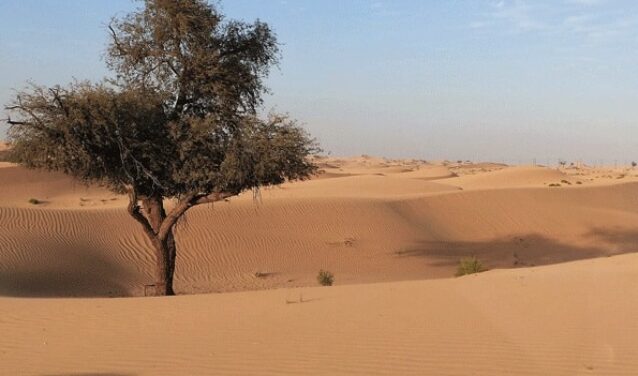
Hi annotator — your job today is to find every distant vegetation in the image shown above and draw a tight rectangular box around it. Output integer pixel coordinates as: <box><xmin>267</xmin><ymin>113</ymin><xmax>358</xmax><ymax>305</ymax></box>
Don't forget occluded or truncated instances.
<box><xmin>28</xmin><ymin>198</ymin><xmax>41</xmax><ymax>205</ymax></box>
<box><xmin>317</xmin><ymin>270</ymin><xmax>335</xmax><ymax>286</ymax></box>
<box><xmin>456</xmin><ymin>256</ymin><xmax>485</xmax><ymax>277</ymax></box>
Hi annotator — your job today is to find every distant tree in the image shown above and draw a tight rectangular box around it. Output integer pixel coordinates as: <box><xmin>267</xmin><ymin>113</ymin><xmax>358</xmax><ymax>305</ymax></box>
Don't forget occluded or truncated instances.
<box><xmin>3</xmin><ymin>0</ymin><xmax>318</xmax><ymax>295</ymax></box>
<box><xmin>558</xmin><ymin>159</ymin><xmax>567</xmax><ymax>169</ymax></box>
<box><xmin>632</xmin><ymin>161</ymin><xmax>637</xmax><ymax>168</ymax></box>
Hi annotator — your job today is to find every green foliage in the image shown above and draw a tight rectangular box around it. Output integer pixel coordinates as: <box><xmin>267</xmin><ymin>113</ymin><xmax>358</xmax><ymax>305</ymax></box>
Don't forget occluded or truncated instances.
<box><xmin>2</xmin><ymin>0</ymin><xmax>319</xmax><ymax>296</ymax></box>
<box><xmin>455</xmin><ymin>256</ymin><xmax>485</xmax><ymax>277</ymax></box>
<box><xmin>5</xmin><ymin>0</ymin><xmax>318</xmax><ymax>200</ymax></box>
<box><xmin>317</xmin><ymin>270</ymin><xmax>334</xmax><ymax>286</ymax></box>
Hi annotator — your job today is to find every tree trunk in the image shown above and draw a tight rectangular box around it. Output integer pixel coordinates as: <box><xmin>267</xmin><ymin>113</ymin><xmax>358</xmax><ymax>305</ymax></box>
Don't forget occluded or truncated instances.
<box><xmin>150</xmin><ymin>236</ymin><xmax>176</xmax><ymax>296</ymax></box>
<box><xmin>142</xmin><ymin>195</ymin><xmax>177</xmax><ymax>296</ymax></box>
<box><xmin>165</xmin><ymin>231</ymin><xmax>177</xmax><ymax>295</ymax></box>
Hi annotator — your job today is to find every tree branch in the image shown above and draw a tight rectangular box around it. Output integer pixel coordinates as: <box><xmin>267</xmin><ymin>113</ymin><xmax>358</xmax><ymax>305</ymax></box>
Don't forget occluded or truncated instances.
<box><xmin>49</xmin><ymin>87</ymin><xmax>69</xmax><ymax>116</ymax></box>
<box><xmin>108</xmin><ymin>23</ymin><xmax>124</xmax><ymax>54</ymax></box>
<box><xmin>156</xmin><ymin>191</ymin><xmax>237</xmax><ymax>241</ymax></box>
<box><xmin>192</xmin><ymin>191</ymin><xmax>236</xmax><ymax>205</ymax></box>
<box><xmin>126</xmin><ymin>187</ymin><xmax>156</xmax><ymax>239</ymax></box>
<box><xmin>4</xmin><ymin>116</ymin><xmax>29</xmax><ymax>126</ymax></box>
<box><xmin>157</xmin><ymin>193</ymin><xmax>196</xmax><ymax>241</ymax></box>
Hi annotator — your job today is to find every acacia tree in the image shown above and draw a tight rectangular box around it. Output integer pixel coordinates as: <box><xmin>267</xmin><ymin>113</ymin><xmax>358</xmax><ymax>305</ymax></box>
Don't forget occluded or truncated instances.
<box><xmin>4</xmin><ymin>0</ymin><xmax>318</xmax><ymax>296</ymax></box>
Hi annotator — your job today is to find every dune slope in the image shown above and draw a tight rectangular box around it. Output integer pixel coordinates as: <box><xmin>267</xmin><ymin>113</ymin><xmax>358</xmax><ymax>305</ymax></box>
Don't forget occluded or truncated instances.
<box><xmin>1</xmin><ymin>253</ymin><xmax>638</xmax><ymax>375</ymax></box>
<box><xmin>1</xmin><ymin>157</ymin><xmax>638</xmax><ymax>374</ymax></box>
<box><xmin>1</xmin><ymin>162</ymin><xmax>637</xmax><ymax>297</ymax></box>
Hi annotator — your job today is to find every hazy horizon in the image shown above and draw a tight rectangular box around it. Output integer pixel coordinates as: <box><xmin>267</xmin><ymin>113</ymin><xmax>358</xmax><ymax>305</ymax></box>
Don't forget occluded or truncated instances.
<box><xmin>1</xmin><ymin>0</ymin><xmax>637</xmax><ymax>163</ymax></box>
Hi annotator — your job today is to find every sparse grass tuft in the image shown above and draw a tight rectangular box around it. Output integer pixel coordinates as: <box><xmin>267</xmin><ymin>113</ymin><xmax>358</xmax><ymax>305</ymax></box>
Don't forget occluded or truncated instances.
<box><xmin>317</xmin><ymin>269</ymin><xmax>334</xmax><ymax>286</ymax></box>
<box><xmin>28</xmin><ymin>198</ymin><xmax>41</xmax><ymax>205</ymax></box>
<box><xmin>456</xmin><ymin>256</ymin><xmax>485</xmax><ymax>277</ymax></box>
<box><xmin>548</xmin><ymin>183</ymin><xmax>561</xmax><ymax>187</ymax></box>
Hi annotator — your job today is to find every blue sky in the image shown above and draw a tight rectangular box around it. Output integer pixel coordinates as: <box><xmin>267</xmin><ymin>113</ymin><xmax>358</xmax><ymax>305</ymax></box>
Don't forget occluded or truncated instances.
<box><xmin>1</xmin><ymin>0</ymin><xmax>637</xmax><ymax>163</ymax></box>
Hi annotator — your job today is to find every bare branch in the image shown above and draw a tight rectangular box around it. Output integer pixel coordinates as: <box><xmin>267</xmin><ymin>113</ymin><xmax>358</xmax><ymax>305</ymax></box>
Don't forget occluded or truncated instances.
<box><xmin>4</xmin><ymin>116</ymin><xmax>29</xmax><ymax>126</ymax></box>
<box><xmin>192</xmin><ymin>191</ymin><xmax>236</xmax><ymax>205</ymax></box>
<box><xmin>156</xmin><ymin>191</ymin><xmax>237</xmax><ymax>241</ymax></box>
<box><xmin>126</xmin><ymin>186</ymin><xmax>156</xmax><ymax>238</ymax></box>
<box><xmin>108</xmin><ymin>23</ymin><xmax>124</xmax><ymax>54</ymax></box>
<box><xmin>14</xmin><ymin>96</ymin><xmax>47</xmax><ymax>129</ymax></box>
<box><xmin>49</xmin><ymin>87</ymin><xmax>69</xmax><ymax>116</ymax></box>
<box><xmin>157</xmin><ymin>193</ymin><xmax>197</xmax><ymax>241</ymax></box>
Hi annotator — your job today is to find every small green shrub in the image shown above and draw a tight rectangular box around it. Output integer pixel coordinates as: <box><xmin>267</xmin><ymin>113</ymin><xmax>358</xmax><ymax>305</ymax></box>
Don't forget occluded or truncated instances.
<box><xmin>456</xmin><ymin>256</ymin><xmax>485</xmax><ymax>277</ymax></box>
<box><xmin>317</xmin><ymin>269</ymin><xmax>334</xmax><ymax>286</ymax></box>
<box><xmin>28</xmin><ymin>198</ymin><xmax>41</xmax><ymax>205</ymax></box>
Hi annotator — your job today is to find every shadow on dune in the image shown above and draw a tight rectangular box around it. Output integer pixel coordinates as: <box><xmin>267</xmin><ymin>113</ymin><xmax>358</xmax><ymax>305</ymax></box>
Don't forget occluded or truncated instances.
<box><xmin>396</xmin><ymin>227</ymin><xmax>638</xmax><ymax>270</ymax></box>
<box><xmin>0</xmin><ymin>241</ymin><xmax>137</xmax><ymax>298</ymax></box>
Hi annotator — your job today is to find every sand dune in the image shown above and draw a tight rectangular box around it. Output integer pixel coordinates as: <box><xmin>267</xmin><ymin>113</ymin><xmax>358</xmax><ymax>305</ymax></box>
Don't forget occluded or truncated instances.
<box><xmin>1</xmin><ymin>156</ymin><xmax>638</xmax><ymax>374</ymax></box>
<box><xmin>395</xmin><ymin>165</ymin><xmax>458</xmax><ymax>180</ymax></box>
<box><xmin>448</xmin><ymin>165</ymin><xmax>570</xmax><ymax>188</ymax></box>
<box><xmin>1</xmin><ymin>160</ymin><xmax>637</xmax><ymax>297</ymax></box>
<box><xmin>0</xmin><ymin>164</ymin><xmax>125</xmax><ymax>209</ymax></box>
<box><xmin>2</xmin><ymin>253</ymin><xmax>638</xmax><ymax>375</ymax></box>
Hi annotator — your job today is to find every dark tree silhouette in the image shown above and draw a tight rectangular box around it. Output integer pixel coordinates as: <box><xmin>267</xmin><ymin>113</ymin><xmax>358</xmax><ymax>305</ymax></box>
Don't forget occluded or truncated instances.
<box><xmin>3</xmin><ymin>0</ymin><xmax>318</xmax><ymax>296</ymax></box>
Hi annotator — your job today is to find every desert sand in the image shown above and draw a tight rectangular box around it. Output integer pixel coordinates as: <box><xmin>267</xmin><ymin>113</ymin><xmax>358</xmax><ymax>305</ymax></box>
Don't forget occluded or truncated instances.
<box><xmin>1</xmin><ymin>156</ymin><xmax>638</xmax><ymax>374</ymax></box>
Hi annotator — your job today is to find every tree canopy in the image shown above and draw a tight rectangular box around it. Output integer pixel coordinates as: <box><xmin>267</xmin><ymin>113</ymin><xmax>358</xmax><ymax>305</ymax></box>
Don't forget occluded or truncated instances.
<box><xmin>4</xmin><ymin>0</ymin><xmax>318</xmax><ymax>295</ymax></box>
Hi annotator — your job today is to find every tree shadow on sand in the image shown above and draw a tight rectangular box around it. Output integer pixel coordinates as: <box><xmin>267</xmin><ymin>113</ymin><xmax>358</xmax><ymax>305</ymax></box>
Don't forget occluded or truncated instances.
<box><xmin>395</xmin><ymin>226</ymin><xmax>638</xmax><ymax>270</ymax></box>
<box><xmin>0</xmin><ymin>241</ymin><xmax>138</xmax><ymax>298</ymax></box>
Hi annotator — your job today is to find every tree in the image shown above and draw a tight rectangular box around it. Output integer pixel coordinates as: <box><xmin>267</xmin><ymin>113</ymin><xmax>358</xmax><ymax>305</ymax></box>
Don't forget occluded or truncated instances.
<box><xmin>3</xmin><ymin>0</ymin><xmax>318</xmax><ymax>296</ymax></box>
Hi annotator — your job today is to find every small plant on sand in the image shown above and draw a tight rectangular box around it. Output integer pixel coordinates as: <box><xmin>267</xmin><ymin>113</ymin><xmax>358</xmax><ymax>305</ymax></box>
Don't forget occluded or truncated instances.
<box><xmin>456</xmin><ymin>256</ymin><xmax>485</xmax><ymax>277</ymax></box>
<box><xmin>317</xmin><ymin>270</ymin><xmax>334</xmax><ymax>286</ymax></box>
<box><xmin>548</xmin><ymin>183</ymin><xmax>561</xmax><ymax>187</ymax></box>
<box><xmin>28</xmin><ymin>198</ymin><xmax>41</xmax><ymax>205</ymax></box>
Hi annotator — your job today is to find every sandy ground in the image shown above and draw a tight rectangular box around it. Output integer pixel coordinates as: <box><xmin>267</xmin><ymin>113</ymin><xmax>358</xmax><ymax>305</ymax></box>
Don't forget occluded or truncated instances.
<box><xmin>1</xmin><ymin>155</ymin><xmax>638</xmax><ymax>374</ymax></box>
